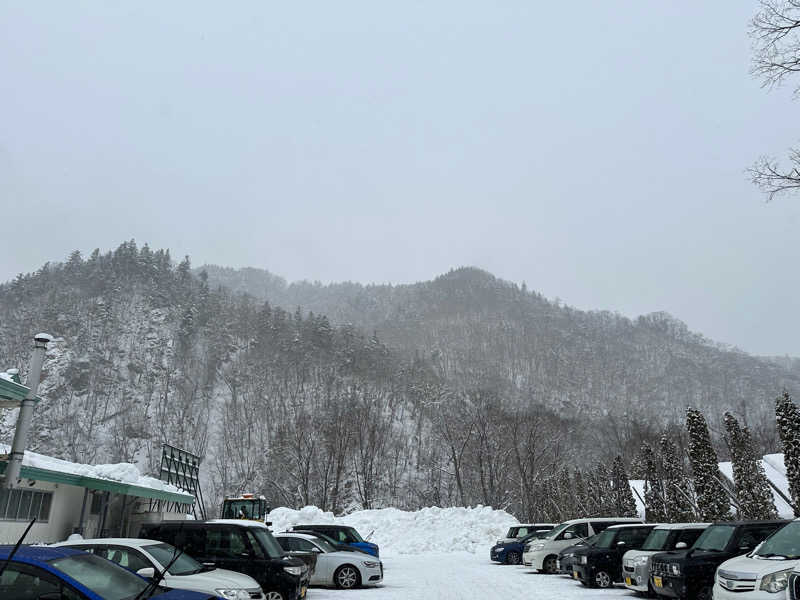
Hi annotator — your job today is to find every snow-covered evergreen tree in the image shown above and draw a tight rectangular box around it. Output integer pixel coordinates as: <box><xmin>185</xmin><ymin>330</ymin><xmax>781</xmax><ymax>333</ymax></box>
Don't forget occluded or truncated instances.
<box><xmin>686</xmin><ymin>408</ymin><xmax>731</xmax><ymax>521</ymax></box>
<box><xmin>660</xmin><ymin>435</ymin><xmax>695</xmax><ymax>522</ymax></box>
<box><xmin>776</xmin><ymin>391</ymin><xmax>800</xmax><ymax>516</ymax></box>
<box><xmin>723</xmin><ymin>412</ymin><xmax>778</xmax><ymax>519</ymax></box>
<box><xmin>610</xmin><ymin>456</ymin><xmax>638</xmax><ymax>517</ymax></box>
<box><xmin>638</xmin><ymin>443</ymin><xmax>666</xmax><ymax>521</ymax></box>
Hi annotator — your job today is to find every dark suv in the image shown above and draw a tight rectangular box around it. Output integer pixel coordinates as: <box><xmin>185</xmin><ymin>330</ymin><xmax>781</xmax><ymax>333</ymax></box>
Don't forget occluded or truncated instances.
<box><xmin>650</xmin><ymin>520</ymin><xmax>788</xmax><ymax>600</ymax></box>
<box><xmin>572</xmin><ymin>524</ymin><xmax>656</xmax><ymax>588</ymax></box>
<box><xmin>140</xmin><ymin>520</ymin><xmax>309</xmax><ymax>600</ymax></box>
<box><xmin>289</xmin><ymin>525</ymin><xmax>378</xmax><ymax>557</ymax></box>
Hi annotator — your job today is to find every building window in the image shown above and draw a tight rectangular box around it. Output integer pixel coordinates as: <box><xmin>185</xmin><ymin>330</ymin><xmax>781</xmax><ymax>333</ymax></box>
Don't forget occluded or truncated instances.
<box><xmin>0</xmin><ymin>488</ymin><xmax>53</xmax><ymax>522</ymax></box>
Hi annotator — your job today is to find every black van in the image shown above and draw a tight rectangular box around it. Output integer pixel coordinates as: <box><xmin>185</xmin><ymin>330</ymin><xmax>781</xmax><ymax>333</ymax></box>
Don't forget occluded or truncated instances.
<box><xmin>140</xmin><ymin>520</ymin><xmax>308</xmax><ymax>600</ymax></box>
<box><xmin>649</xmin><ymin>519</ymin><xmax>788</xmax><ymax>600</ymax></box>
<box><xmin>572</xmin><ymin>524</ymin><xmax>656</xmax><ymax>588</ymax></box>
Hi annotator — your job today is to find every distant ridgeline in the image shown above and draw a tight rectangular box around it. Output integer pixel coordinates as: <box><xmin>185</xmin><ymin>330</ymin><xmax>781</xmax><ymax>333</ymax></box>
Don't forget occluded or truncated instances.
<box><xmin>0</xmin><ymin>240</ymin><xmax>797</xmax><ymax>520</ymax></box>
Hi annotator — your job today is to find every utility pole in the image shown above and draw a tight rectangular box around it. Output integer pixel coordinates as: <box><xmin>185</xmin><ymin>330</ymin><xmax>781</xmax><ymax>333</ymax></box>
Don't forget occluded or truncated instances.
<box><xmin>3</xmin><ymin>333</ymin><xmax>51</xmax><ymax>489</ymax></box>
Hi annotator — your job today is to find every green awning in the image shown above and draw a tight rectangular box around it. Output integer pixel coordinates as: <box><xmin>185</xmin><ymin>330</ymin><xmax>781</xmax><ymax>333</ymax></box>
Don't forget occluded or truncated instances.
<box><xmin>0</xmin><ymin>377</ymin><xmax>41</xmax><ymax>409</ymax></box>
<box><xmin>0</xmin><ymin>461</ymin><xmax>194</xmax><ymax>505</ymax></box>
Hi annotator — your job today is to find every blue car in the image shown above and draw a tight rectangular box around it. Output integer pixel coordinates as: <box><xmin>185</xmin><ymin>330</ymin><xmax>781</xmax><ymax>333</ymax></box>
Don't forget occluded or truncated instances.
<box><xmin>490</xmin><ymin>528</ymin><xmax>555</xmax><ymax>565</ymax></box>
<box><xmin>290</xmin><ymin>525</ymin><xmax>379</xmax><ymax>557</ymax></box>
<box><xmin>0</xmin><ymin>545</ymin><xmax>217</xmax><ymax>600</ymax></box>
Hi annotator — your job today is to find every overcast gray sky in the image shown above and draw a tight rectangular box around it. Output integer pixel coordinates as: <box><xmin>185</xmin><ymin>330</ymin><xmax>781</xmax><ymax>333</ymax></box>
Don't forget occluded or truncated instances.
<box><xmin>2</xmin><ymin>1</ymin><xmax>799</xmax><ymax>356</ymax></box>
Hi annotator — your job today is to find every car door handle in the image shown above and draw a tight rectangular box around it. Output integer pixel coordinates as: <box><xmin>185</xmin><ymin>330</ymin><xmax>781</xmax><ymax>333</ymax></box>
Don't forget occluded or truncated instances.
<box><xmin>202</xmin><ymin>562</ymin><xmax>216</xmax><ymax>567</ymax></box>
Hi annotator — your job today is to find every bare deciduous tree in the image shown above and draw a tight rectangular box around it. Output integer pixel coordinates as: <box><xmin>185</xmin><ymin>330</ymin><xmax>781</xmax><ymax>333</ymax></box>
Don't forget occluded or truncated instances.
<box><xmin>750</xmin><ymin>1</ymin><xmax>800</xmax><ymax>198</ymax></box>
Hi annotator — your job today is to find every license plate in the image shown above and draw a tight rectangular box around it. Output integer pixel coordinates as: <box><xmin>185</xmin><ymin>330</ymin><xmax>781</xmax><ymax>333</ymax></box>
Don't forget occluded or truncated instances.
<box><xmin>301</xmin><ymin>586</ymin><xmax>307</xmax><ymax>598</ymax></box>
<box><xmin>573</xmin><ymin>571</ymin><xmax>579</xmax><ymax>579</ymax></box>
<box><xmin>653</xmin><ymin>576</ymin><xmax>662</xmax><ymax>588</ymax></box>
<box><xmin>625</xmin><ymin>577</ymin><xmax>632</xmax><ymax>586</ymax></box>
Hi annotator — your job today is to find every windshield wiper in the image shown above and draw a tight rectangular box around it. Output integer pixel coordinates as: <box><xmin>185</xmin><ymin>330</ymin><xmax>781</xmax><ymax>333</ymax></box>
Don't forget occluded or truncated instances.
<box><xmin>0</xmin><ymin>518</ymin><xmax>36</xmax><ymax>579</ymax></box>
<box><xmin>134</xmin><ymin>525</ymin><xmax>186</xmax><ymax>600</ymax></box>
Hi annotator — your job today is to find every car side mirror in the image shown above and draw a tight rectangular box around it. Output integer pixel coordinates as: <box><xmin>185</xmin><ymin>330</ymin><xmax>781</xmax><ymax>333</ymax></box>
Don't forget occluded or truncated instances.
<box><xmin>137</xmin><ymin>567</ymin><xmax>156</xmax><ymax>579</ymax></box>
<box><xmin>311</xmin><ymin>547</ymin><xmax>322</xmax><ymax>553</ymax></box>
<box><xmin>674</xmin><ymin>542</ymin><xmax>687</xmax><ymax>549</ymax></box>
<box><xmin>563</xmin><ymin>533</ymin><xmax>573</xmax><ymax>540</ymax></box>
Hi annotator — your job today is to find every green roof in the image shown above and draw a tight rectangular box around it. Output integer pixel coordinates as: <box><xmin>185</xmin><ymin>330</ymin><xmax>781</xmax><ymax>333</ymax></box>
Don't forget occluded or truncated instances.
<box><xmin>0</xmin><ymin>377</ymin><xmax>41</xmax><ymax>409</ymax></box>
<box><xmin>0</xmin><ymin>461</ymin><xmax>194</xmax><ymax>505</ymax></box>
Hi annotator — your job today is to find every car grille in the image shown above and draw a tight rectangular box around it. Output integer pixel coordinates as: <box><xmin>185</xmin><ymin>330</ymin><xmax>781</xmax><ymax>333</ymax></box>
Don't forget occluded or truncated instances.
<box><xmin>247</xmin><ymin>589</ymin><xmax>264</xmax><ymax>599</ymax></box>
<box><xmin>623</xmin><ymin>564</ymin><xmax>635</xmax><ymax>573</ymax></box>
<box><xmin>789</xmin><ymin>573</ymin><xmax>800</xmax><ymax>600</ymax></box>
<box><xmin>650</xmin><ymin>560</ymin><xmax>670</xmax><ymax>576</ymax></box>
<box><xmin>717</xmin><ymin>569</ymin><xmax>757</xmax><ymax>593</ymax></box>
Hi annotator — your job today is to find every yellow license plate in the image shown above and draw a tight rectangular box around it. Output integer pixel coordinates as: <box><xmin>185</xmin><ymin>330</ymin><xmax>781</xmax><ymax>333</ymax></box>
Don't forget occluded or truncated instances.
<box><xmin>625</xmin><ymin>577</ymin><xmax>632</xmax><ymax>586</ymax></box>
<box><xmin>653</xmin><ymin>576</ymin><xmax>662</xmax><ymax>588</ymax></box>
<box><xmin>301</xmin><ymin>586</ymin><xmax>307</xmax><ymax>598</ymax></box>
<box><xmin>573</xmin><ymin>571</ymin><xmax>579</xmax><ymax>579</ymax></box>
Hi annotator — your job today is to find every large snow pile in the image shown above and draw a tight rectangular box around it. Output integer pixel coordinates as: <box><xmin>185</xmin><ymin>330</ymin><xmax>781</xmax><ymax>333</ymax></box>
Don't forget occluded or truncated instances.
<box><xmin>0</xmin><ymin>443</ymin><xmax>186</xmax><ymax>497</ymax></box>
<box><xmin>268</xmin><ymin>505</ymin><xmax>517</xmax><ymax>556</ymax></box>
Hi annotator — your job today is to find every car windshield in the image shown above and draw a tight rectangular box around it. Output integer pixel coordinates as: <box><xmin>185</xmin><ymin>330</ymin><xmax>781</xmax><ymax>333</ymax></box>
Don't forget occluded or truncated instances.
<box><xmin>344</xmin><ymin>527</ymin><xmax>364</xmax><ymax>543</ymax></box>
<box><xmin>693</xmin><ymin>525</ymin><xmax>735</xmax><ymax>552</ymax></box>
<box><xmin>594</xmin><ymin>529</ymin><xmax>618</xmax><ymax>549</ymax></box>
<box><xmin>311</xmin><ymin>537</ymin><xmax>338</xmax><ymax>553</ymax></box>
<box><xmin>753</xmin><ymin>521</ymin><xmax>800</xmax><ymax>559</ymax></box>
<box><xmin>506</xmin><ymin>527</ymin><xmax>520</xmax><ymax>538</ymax></box>
<box><xmin>145</xmin><ymin>542</ymin><xmax>203</xmax><ymax>576</ymax></box>
<box><xmin>250</xmin><ymin>527</ymin><xmax>286</xmax><ymax>558</ymax></box>
<box><xmin>544</xmin><ymin>523</ymin><xmax>571</xmax><ymax>539</ymax></box>
<box><xmin>641</xmin><ymin>528</ymin><xmax>672</xmax><ymax>551</ymax></box>
<box><xmin>48</xmin><ymin>553</ymin><xmax>150</xmax><ymax>600</ymax></box>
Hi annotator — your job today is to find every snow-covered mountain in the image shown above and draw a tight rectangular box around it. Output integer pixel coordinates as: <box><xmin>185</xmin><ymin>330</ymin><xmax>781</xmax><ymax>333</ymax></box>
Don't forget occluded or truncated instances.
<box><xmin>1</xmin><ymin>242</ymin><xmax>798</xmax><ymax>521</ymax></box>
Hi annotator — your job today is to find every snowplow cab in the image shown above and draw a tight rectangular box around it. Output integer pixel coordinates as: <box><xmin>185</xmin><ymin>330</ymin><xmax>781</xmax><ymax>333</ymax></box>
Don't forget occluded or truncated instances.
<box><xmin>221</xmin><ymin>493</ymin><xmax>270</xmax><ymax>523</ymax></box>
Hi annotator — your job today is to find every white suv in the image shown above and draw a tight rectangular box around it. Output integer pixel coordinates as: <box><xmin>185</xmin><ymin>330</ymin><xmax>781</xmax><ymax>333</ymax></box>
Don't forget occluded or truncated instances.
<box><xmin>522</xmin><ymin>517</ymin><xmax>643</xmax><ymax>573</ymax></box>
<box><xmin>714</xmin><ymin>519</ymin><xmax>800</xmax><ymax>599</ymax></box>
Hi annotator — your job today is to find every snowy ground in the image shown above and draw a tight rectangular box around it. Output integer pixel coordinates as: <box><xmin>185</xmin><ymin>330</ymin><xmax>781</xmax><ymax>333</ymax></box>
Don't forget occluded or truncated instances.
<box><xmin>307</xmin><ymin>552</ymin><xmax>638</xmax><ymax>600</ymax></box>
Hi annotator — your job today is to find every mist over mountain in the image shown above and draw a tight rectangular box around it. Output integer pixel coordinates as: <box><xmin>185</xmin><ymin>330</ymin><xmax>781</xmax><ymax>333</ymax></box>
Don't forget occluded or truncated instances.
<box><xmin>0</xmin><ymin>243</ymin><xmax>797</xmax><ymax>519</ymax></box>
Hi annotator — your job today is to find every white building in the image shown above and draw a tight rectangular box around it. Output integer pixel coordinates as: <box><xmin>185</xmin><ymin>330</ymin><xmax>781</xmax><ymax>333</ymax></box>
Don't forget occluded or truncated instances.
<box><xmin>0</xmin><ymin>444</ymin><xmax>194</xmax><ymax>544</ymax></box>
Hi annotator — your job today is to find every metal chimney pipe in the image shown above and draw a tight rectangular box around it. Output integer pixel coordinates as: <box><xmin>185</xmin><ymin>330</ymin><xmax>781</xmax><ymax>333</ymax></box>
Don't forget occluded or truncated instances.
<box><xmin>3</xmin><ymin>333</ymin><xmax>51</xmax><ymax>489</ymax></box>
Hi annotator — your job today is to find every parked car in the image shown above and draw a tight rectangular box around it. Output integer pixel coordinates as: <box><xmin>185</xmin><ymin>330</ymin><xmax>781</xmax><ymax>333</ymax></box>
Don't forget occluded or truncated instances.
<box><xmin>714</xmin><ymin>518</ymin><xmax>800</xmax><ymax>599</ymax></box>
<box><xmin>496</xmin><ymin>523</ymin><xmax>556</xmax><ymax>545</ymax></box>
<box><xmin>556</xmin><ymin>533</ymin><xmax>599</xmax><ymax>575</ymax></box>
<box><xmin>622</xmin><ymin>523</ymin><xmax>708</xmax><ymax>595</ymax></box>
<box><xmin>650</xmin><ymin>519</ymin><xmax>788</xmax><ymax>600</ymax></box>
<box><xmin>572</xmin><ymin>523</ymin><xmax>656</xmax><ymax>587</ymax></box>
<box><xmin>290</xmin><ymin>529</ymin><xmax>364</xmax><ymax>555</ymax></box>
<box><xmin>141</xmin><ymin>519</ymin><xmax>308</xmax><ymax>600</ymax></box>
<box><xmin>276</xmin><ymin>532</ymin><xmax>383</xmax><ymax>589</ymax></box>
<box><xmin>288</xmin><ymin>525</ymin><xmax>378</xmax><ymax>557</ymax></box>
<box><xmin>54</xmin><ymin>537</ymin><xmax>264</xmax><ymax>599</ymax></box>
<box><xmin>0</xmin><ymin>544</ymin><xmax>212</xmax><ymax>600</ymax></box>
<box><xmin>491</xmin><ymin>529</ymin><xmax>554</xmax><ymax>565</ymax></box>
<box><xmin>522</xmin><ymin>517</ymin><xmax>643</xmax><ymax>573</ymax></box>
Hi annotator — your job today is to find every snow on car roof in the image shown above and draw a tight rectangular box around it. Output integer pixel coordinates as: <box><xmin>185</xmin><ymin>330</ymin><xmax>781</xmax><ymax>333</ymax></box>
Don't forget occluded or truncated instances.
<box><xmin>605</xmin><ymin>523</ymin><xmax>653</xmax><ymax>530</ymax></box>
<box><xmin>651</xmin><ymin>523</ymin><xmax>711</xmax><ymax>530</ymax></box>
<box><xmin>55</xmin><ymin>538</ymin><xmax>164</xmax><ymax>547</ymax></box>
<box><xmin>207</xmin><ymin>519</ymin><xmax>270</xmax><ymax>528</ymax></box>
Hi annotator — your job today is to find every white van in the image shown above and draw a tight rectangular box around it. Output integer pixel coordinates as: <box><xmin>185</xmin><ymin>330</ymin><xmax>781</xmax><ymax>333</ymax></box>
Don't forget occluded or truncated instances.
<box><xmin>714</xmin><ymin>518</ymin><xmax>800</xmax><ymax>599</ymax></box>
<box><xmin>522</xmin><ymin>517</ymin><xmax>643</xmax><ymax>573</ymax></box>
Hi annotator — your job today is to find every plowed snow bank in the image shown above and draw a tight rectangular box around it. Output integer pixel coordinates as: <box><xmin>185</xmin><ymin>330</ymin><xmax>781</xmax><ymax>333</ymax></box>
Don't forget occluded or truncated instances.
<box><xmin>268</xmin><ymin>505</ymin><xmax>517</xmax><ymax>556</ymax></box>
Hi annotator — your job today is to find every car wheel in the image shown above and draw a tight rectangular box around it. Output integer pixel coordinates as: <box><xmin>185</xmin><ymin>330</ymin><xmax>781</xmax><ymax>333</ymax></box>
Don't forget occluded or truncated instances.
<box><xmin>594</xmin><ymin>570</ymin><xmax>612</xmax><ymax>588</ymax></box>
<box><xmin>506</xmin><ymin>551</ymin><xmax>521</xmax><ymax>565</ymax></box>
<box><xmin>265</xmin><ymin>592</ymin><xmax>284</xmax><ymax>600</ymax></box>
<box><xmin>542</xmin><ymin>555</ymin><xmax>559</xmax><ymax>574</ymax></box>
<box><xmin>334</xmin><ymin>564</ymin><xmax>361</xmax><ymax>589</ymax></box>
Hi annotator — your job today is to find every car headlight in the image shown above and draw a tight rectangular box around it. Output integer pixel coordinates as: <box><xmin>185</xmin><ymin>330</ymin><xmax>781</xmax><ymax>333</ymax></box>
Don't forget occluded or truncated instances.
<box><xmin>580</xmin><ymin>555</ymin><xmax>587</xmax><ymax>565</ymax></box>
<box><xmin>215</xmin><ymin>590</ymin><xmax>250</xmax><ymax>600</ymax></box>
<box><xmin>283</xmin><ymin>565</ymin><xmax>304</xmax><ymax>576</ymax></box>
<box><xmin>760</xmin><ymin>568</ymin><xmax>793</xmax><ymax>593</ymax></box>
<box><xmin>363</xmin><ymin>560</ymin><xmax>380</xmax><ymax>568</ymax></box>
<box><xmin>531</xmin><ymin>543</ymin><xmax>545</xmax><ymax>551</ymax></box>
<box><xmin>634</xmin><ymin>556</ymin><xmax>649</xmax><ymax>566</ymax></box>
<box><xmin>669</xmin><ymin>563</ymin><xmax>680</xmax><ymax>576</ymax></box>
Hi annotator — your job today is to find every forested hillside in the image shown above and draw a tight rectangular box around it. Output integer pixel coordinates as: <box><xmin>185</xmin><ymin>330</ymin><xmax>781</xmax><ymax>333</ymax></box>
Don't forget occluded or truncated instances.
<box><xmin>203</xmin><ymin>263</ymin><xmax>800</xmax><ymax>451</ymax></box>
<box><xmin>0</xmin><ymin>242</ymin><xmax>797</xmax><ymax>521</ymax></box>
